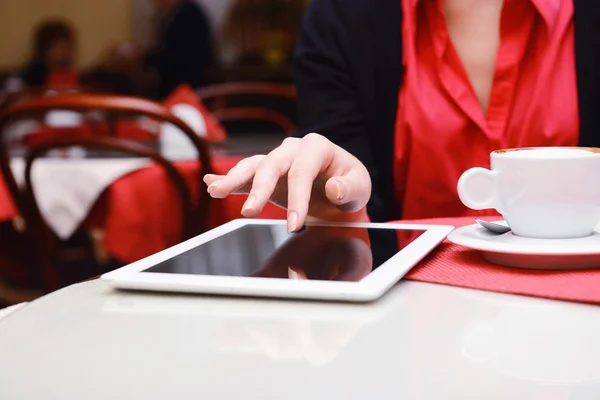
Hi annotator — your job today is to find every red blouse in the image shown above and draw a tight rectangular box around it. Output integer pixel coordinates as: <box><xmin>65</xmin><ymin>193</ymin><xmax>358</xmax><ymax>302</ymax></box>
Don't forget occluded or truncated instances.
<box><xmin>394</xmin><ymin>0</ymin><xmax>579</xmax><ymax>219</ymax></box>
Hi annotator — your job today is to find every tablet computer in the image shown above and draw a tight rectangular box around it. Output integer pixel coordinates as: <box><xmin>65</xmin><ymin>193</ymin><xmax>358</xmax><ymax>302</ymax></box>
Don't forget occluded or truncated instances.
<box><xmin>101</xmin><ymin>220</ymin><xmax>453</xmax><ymax>302</ymax></box>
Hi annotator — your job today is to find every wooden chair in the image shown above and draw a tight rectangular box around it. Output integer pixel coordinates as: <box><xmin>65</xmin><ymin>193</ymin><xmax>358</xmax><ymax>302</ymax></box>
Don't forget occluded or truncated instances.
<box><xmin>0</xmin><ymin>87</ymin><xmax>44</xmax><ymax>115</ymax></box>
<box><xmin>211</xmin><ymin>107</ymin><xmax>296</xmax><ymax>136</ymax></box>
<box><xmin>197</xmin><ymin>82</ymin><xmax>297</xmax><ymax>135</ymax></box>
<box><xmin>0</xmin><ymin>94</ymin><xmax>213</xmax><ymax>293</ymax></box>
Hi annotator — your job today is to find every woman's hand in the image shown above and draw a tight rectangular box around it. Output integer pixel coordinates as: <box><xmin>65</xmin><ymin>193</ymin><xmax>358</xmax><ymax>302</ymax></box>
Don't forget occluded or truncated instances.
<box><xmin>204</xmin><ymin>133</ymin><xmax>372</xmax><ymax>231</ymax></box>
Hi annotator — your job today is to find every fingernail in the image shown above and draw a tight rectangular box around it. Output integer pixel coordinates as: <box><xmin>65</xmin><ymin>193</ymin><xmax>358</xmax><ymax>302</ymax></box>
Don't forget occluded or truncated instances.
<box><xmin>242</xmin><ymin>195</ymin><xmax>255</xmax><ymax>215</ymax></box>
<box><xmin>334</xmin><ymin>180</ymin><xmax>344</xmax><ymax>201</ymax></box>
<box><xmin>207</xmin><ymin>184</ymin><xmax>218</xmax><ymax>194</ymax></box>
<box><xmin>288</xmin><ymin>266</ymin><xmax>299</xmax><ymax>279</ymax></box>
<box><xmin>288</xmin><ymin>266</ymin><xmax>308</xmax><ymax>280</ymax></box>
<box><xmin>287</xmin><ymin>211</ymin><xmax>298</xmax><ymax>232</ymax></box>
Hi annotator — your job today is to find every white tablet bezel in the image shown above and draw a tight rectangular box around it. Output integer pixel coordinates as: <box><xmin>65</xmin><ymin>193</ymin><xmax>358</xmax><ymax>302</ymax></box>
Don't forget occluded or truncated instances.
<box><xmin>101</xmin><ymin>219</ymin><xmax>453</xmax><ymax>302</ymax></box>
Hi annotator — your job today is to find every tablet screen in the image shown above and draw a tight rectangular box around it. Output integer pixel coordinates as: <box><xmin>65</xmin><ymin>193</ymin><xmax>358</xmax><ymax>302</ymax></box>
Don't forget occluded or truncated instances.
<box><xmin>142</xmin><ymin>225</ymin><xmax>425</xmax><ymax>282</ymax></box>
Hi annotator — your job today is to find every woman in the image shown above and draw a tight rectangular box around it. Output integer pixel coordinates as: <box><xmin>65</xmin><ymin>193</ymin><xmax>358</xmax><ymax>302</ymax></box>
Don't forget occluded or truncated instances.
<box><xmin>21</xmin><ymin>20</ymin><xmax>76</xmax><ymax>87</ymax></box>
<box><xmin>205</xmin><ymin>0</ymin><xmax>600</xmax><ymax>232</ymax></box>
<box><xmin>145</xmin><ymin>0</ymin><xmax>213</xmax><ymax>97</ymax></box>
<box><xmin>81</xmin><ymin>41</ymin><xmax>159</xmax><ymax>98</ymax></box>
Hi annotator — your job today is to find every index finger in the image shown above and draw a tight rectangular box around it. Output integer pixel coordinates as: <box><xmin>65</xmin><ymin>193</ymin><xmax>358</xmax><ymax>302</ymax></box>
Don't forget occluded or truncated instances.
<box><xmin>286</xmin><ymin>134</ymin><xmax>335</xmax><ymax>232</ymax></box>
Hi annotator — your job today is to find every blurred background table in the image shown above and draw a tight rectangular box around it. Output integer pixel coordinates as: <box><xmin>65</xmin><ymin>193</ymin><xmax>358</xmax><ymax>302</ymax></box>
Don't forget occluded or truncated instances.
<box><xmin>0</xmin><ymin>128</ymin><xmax>287</xmax><ymax>305</ymax></box>
<box><xmin>0</xmin><ymin>132</ymin><xmax>287</xmax><ymax>259</ymax></box>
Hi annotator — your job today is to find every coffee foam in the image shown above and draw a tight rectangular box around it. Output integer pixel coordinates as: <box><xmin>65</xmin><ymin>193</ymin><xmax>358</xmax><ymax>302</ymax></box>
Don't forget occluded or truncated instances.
<box><xmin>495</xmin><ymin>147</ymin><xmax>600</xmax><ymax>158</ymax></box>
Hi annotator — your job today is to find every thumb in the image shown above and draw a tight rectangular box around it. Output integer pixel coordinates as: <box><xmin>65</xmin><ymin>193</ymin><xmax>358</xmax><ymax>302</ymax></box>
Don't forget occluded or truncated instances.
<box><xmin>324</xmin><ymin>169</ymin><xmax>371</xmax><ymax>213</ymax></box>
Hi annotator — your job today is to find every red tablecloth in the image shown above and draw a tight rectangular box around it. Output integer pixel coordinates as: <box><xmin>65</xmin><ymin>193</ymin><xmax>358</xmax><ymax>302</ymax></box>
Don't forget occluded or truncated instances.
<box><xmin>404</xmin><ymin>217</ymin><xmax>600</xmax><ymax>305</ymax></box>
<box><xmin>0</xmin><ymin>178</ymin><xmax>16</xmax><ymax>223</ymax></box>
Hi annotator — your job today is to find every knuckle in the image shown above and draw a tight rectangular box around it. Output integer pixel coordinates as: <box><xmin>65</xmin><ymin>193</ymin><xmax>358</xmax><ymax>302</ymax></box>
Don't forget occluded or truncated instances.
<box><xmin>288</xmin><ymin>163</ymin><xmax>313</xmax><ymax>180</ymax></box>
<box><xmin>267</xmin><ymin>145</ymin><xmax>294</xmax><ymax>165</ymax></box>
<box><xmin>248</xmin><ymin>154</ymin><xmax>267</xmax><ymax>164</ymax></box>
<box><xmin>302</xmin><ymin>133</ymin><xmax>335</xmax><ymax>160</ymax></box>
<box><xmin>235</xmin><ymin>155</ymin><xmax>264</xmax><ymax>169</ymax></box>
<box><xmin>281</xmin><ymin>137</ymin><xmax>299</xmax><ymax>147</ymax></box>
<box><xmin>303</xmin><ymin>132</ymin><xmax>328</xmax><ymax>145</ymax></box>
<box><xmin>255</xmin><ymin>160</ymin><xmax>280</xmax><ymax>182</ymax></box>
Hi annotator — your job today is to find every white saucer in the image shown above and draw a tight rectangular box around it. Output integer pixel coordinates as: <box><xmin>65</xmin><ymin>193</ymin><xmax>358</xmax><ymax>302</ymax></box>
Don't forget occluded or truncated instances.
<box><xmin>447</xmin><ymin>223</ymin><xmax>600</xmax><ymax>270</ymax></box>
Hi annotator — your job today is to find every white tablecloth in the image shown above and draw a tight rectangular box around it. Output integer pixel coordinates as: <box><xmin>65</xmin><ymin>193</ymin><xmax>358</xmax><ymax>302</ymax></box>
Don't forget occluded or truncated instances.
<box><xmin>10</xmin><ymin>158</ymin><xmax>150</xmax><ymax>239</ymax></box>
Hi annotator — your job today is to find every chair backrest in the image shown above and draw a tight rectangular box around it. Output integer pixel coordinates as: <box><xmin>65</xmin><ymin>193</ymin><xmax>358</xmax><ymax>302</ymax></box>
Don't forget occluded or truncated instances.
<box><xmin>197</xmin><ymin>82</ymin><xmax>297</xmax><ymax>135</ymax></box>
<box><xmin>0</xmin><ymin>94</ymin><xmax>214</xmax><ymax>291</ymax></box>
<box><xmin>0</xmin><ymin>88</ymin><xmax>44</xmax><ymax>115</ymax></box>
<box><xmin>212</xmin><ymin>107</ymin><xmax>296</xmax><ymax>136</ymax></box>
<box><xmin>26</xmin><ymin>136</ymin><xmax>196</xmax><ymax>290</ymax></box>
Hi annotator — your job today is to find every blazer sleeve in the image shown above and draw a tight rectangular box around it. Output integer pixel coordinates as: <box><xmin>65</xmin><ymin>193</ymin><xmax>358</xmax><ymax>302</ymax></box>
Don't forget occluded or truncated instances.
<box><xmin>294</xmin><ymin>0</ymin><xmax>385</xmax><ymax>220</ymax></box>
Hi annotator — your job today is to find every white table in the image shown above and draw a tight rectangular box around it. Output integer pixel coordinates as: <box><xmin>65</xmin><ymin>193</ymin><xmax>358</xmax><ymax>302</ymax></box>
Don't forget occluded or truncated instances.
<box><xmin>1</xmin><ymin>280</ymin><xmax>599</xmax><ymax>398</ymax></box>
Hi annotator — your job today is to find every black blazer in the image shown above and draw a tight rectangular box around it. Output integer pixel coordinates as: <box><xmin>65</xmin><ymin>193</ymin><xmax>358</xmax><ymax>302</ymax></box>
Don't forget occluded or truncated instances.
<box><xmin>294</xmin><ymin>0</ymin><xmax>600</xmax><ymax>222</ymax></box>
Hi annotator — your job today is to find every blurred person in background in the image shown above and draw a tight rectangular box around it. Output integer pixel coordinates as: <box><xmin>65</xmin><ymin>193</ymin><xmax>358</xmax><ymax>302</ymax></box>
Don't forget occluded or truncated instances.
<box><xmin>20</xmin><ymin>20</ymin><xmax>76</xmax><ymax>87</ymax></box>
<box><xmin>82</xmin><ymin>41</ymin><xmax>158</xmax><ymax>98</ymax></box>
<box><xmin>146</xmin><ymin>0</ymin><xmax>213</xmax><ymax>98</ymax></box>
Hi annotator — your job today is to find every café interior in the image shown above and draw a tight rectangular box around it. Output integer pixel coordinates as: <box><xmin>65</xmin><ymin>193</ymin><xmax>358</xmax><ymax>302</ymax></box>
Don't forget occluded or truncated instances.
<box><xmin>0</xmin><ymin>0</ymin><xmax>303</xmax><ymax>304</ymax></box>
<box><xmin>2</xmin><ymin>1</ymin><xmax>600</xmax><ymax>398</ymax></box>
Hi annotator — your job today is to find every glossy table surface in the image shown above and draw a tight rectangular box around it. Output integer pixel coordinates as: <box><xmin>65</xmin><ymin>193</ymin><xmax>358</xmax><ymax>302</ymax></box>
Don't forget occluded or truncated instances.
<box><xmin>0</xmin><ymin>279</ymin><xmax>599</xmax><ymax>399</ymax></box>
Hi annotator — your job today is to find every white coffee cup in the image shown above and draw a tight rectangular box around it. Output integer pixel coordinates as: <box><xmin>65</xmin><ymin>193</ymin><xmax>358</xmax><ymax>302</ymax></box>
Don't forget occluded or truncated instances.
<box><xmin>457</xmin><ymin>147</ymin><xmax>600</xmax><ymax>239</ymax></box>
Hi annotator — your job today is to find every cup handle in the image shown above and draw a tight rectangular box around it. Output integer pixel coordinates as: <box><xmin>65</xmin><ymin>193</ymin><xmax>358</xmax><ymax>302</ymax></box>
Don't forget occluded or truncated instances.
<box><xmin>457</xmin><ymin>168</ymin><xmax>503</xmax><ymax>213</ymax></box>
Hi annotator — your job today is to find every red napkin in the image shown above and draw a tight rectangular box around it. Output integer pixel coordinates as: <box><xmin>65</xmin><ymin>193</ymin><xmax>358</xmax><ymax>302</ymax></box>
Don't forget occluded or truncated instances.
<box><xmin>163</xmin><ymin>85</ymin><xmax>227</xmax><ymax>143</ymax></box>
<box><xmin>403</xmin><ymin>217</ymin><xmax>600</xmax><ymax>305</ymax></box>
